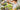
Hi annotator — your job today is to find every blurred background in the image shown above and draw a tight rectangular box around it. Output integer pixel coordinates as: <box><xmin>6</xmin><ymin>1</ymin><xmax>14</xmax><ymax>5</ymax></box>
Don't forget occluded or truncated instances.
<box><xmin>0</xmin><ymin>0</ymin><xmax>20</xmax><ymax>10</ymax></box>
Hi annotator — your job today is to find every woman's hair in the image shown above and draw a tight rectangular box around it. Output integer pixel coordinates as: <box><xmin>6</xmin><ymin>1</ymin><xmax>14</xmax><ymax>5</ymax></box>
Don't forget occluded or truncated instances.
<box><xmin>13</xmin><ymin>0</ymin><xmax>17</xmax><ymax>2</ymax></box>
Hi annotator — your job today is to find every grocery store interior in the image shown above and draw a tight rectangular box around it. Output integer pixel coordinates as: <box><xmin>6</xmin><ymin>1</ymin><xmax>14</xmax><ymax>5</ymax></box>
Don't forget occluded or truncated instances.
<box><xmin>0</xmin><ymin>0</ymin><xmax>20</xmax><ymax>10</ymax></box>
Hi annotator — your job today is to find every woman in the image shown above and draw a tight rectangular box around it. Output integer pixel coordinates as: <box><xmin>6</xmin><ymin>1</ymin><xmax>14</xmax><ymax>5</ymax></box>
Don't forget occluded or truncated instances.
<box><xmin>12</xmin><ymin>0</ymin><xmax>17</xmax><ymax>10</ymax></box>
<box><xmin>10</xmin><ymin>0</ymin><xmax>17</xmax><ymax>10</ymax></box>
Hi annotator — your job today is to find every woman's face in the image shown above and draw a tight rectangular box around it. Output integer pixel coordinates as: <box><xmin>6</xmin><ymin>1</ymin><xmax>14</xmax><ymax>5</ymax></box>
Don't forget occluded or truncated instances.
<box><xmin>13</xmin><ymin>1</ymin><xmax>15</xmax><ymax>2</ymax></box>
